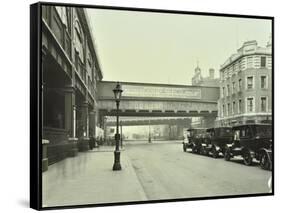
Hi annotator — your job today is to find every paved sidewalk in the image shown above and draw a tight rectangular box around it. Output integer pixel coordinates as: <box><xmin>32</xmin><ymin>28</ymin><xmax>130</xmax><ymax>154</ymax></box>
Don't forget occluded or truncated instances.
<box><xmin>91</xmin><ymin>146</ymin><xmax>125</xmax><ymax>152</ymax></box>
<box><xmin>42</xmin><ymin>149</ymin><xmax>147</xmax><ymax>207</ymax></box>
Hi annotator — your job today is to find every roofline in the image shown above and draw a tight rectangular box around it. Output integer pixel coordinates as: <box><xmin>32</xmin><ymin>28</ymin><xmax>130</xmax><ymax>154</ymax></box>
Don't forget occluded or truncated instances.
<box><xmin>77</xmin><ymin>8</ymin><xmax>104</xmax><ymax>79</ymax></box>
<box><xmin>99</xmin><ymin>80</ymin><xmax>220</xmax><ymax>89</ymax></box>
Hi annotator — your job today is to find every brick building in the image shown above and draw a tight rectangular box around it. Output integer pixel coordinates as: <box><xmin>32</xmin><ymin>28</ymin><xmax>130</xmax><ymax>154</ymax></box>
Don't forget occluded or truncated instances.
<box><xmin>217</xmin><ymin>40</ymin><xmax>272</xmax><ymax>126</ymax></box>
<box><xmin>41</xmin><ymin>6</ymin><xmax>103</xmax><ymax>165</ymax></box>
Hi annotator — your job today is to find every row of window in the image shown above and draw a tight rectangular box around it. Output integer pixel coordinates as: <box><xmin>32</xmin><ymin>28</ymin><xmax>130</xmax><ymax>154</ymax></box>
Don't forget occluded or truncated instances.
<box><xmin>221</xmin><ymin>75</ymin><xmax>268</xmax><ymax>97</ymax></box>
<box><xmin>221</xmin><ymin>56</ymin><xmax>269</xmax><ymax>80</ymax></box>
<box><xmin>221</xmin><ymin>96</ymin><xmax>268</xmax><ymax>116</ymax></box>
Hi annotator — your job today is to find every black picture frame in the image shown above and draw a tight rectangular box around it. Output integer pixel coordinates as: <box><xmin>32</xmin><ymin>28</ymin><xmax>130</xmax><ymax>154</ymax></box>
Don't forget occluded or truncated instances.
<box><xmin>30</xmin><ymin>1</ymin><xmax>274</xmax><ymax>210</ymax></box>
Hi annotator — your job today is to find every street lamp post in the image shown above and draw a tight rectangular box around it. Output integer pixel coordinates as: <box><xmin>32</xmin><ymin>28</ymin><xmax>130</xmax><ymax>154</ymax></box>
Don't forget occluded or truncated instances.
<box><xmin>148</xmin><ymin>119</ymin><xmax>152</xmax><ymax>143</ymax></box>
<box><xmin>112</xmin><ymin>82</ymin><xmax>123</xmax><ymax>171</ymax></box>
<box><xmin>120</xmin><ymin>121</ymin><xmax>123</xmax><ymax>149</ymax></box>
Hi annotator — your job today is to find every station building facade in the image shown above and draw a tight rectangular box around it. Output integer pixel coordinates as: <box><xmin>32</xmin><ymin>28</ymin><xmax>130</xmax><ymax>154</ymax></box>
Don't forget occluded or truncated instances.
<box><xmin>41</xmin><ymin>6</ymin><xmax>103</xmax><ymax>165</ymax></box>
<box><xmin>217</xmin><ymin>40</ymin><xmax>272</xmax><ymax>126</ymax></box>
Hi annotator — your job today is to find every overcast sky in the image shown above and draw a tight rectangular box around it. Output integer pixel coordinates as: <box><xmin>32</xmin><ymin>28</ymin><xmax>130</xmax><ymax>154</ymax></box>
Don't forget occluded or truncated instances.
<box><xmin>87</xmin><ymin>9</ymin><xmax>271</xmax><ymax>85</ymax></box>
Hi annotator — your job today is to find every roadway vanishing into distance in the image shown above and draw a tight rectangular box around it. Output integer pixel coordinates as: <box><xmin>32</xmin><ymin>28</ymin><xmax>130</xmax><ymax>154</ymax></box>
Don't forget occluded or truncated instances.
<box><xmin>125</xmin><ymin>140</ymin><xmax>271</xmax><ymax>200</ymax></box>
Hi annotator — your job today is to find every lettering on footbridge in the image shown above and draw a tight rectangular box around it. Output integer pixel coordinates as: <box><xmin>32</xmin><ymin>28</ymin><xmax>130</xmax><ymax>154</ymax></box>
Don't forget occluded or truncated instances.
<box><xmin>122</xmin><ymin>85</ymin><xmax>201</xmax><ymax>99</ymax></box>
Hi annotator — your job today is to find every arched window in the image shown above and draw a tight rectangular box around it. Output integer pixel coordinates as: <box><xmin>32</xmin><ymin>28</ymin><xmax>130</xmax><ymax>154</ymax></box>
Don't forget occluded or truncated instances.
<box><xmin>75</xmin><ymin>20</ymin><xmax>83</xmax><ymax>42</ymax></box>
<box><xmin>55</xmin><ymin>6</ymin><xmax>68</xmax><ymax>29</ymax></box>
<box><xmin>74</xmin><ymin>19</ymin><xmax>84</xmax><ymax>60</ymax></box>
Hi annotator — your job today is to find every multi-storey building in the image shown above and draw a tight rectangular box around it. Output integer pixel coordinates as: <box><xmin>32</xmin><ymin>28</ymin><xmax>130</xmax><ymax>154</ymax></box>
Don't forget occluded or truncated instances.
<box><xmin>41</xmin><ymin>6</ymin><xmax>103</xmax><ymax>165</ymax></box>
<box><xmin>217</xmin><ymin>40</ymin><xmax>272</xmax><ymax>126</ymax></box>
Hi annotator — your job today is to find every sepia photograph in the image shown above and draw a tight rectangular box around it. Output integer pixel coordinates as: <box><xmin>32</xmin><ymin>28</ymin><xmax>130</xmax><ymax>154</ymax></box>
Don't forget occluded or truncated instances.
<box><xmin>33</xmin><ymin>2</ymin><xmax>273</xmax><ymax>209</ymax></box>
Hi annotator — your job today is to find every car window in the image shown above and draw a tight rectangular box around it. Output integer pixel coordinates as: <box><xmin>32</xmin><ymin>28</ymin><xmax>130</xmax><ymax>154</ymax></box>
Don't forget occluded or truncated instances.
<box><xmin>245</xmin><ymin>127</ymin><xmax>251</xmax><ymax>137</ymax></box>
<box><xmin>241</xmin><ymin>128</ymin><xmax>246</xmax><ymax>137</ymax></box>
<box><xmin>234</xmin><ymin>130</ymin><xmax>240</xmax><ymax>140</ymax></box>
<box><xmin>219</xmin><ymin>128</ymin><xmax>232</xmax><ymax>137</ymax></box>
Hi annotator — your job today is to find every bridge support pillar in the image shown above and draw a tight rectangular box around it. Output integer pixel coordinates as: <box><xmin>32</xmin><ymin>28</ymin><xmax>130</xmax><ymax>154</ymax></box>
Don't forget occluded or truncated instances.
<box><xmin>104</xmin><ymin>117</ymin><xmax>107</xmax><ymax>145</ymax></box>
<box><xmin>201</xmin><ymin>116</ymin><xmax>216</xmax><ymax>128</ymax></box>
<box><xmin>177</xmin><ymin>125</ymin><xmax>184</xmax><ymax>140</ymax></box>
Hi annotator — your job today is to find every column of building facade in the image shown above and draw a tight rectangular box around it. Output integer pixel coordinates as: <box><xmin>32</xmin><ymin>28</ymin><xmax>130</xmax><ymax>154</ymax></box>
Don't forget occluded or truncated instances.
<box><xmin>64</xmin><ymin>86</ymin><xmax>78</xmax><ymax>156</ymax></box>
<box><xmin>89</xmin><ymin>109</ymin><xmax>96</xmax><ymax>137</ymax></box>
<box><xmin>89</xmin><ymin>107</ymin><xmax>97</xmax><ymax>148</ymax></box>
<box><xmin>42</xmin><ymin>46</ymin><xmax>49</xmax><ymax>171</ymax></box>
<box><xmin>78</xmin><ymin>100</ymin><xmax>90</xmax><ymax>151</ymax></box>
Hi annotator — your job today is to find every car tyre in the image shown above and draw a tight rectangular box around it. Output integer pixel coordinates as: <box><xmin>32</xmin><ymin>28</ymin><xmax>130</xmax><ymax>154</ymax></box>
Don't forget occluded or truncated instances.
<box><xmin>224</xmin><ymin>148</ymin><xmax>231</xmax><ymax>161</ymax></box>
<box><xmin>212</xmin><ymin>146</ymin><xmax>218</xmax><ymax>158</ymax></box>
<box><xmin>183</xmin><ymin>144</ymin><xmax>187</xmax><ymax>152</ymax></box>
<box><xmin>192</xmin><ymin>146</ymin><xmax>197</xmax><ymax>154</ymax></box>
<box><xmin>243</xmin><ymin>150</ymin><xmax>253</xmax><ymax>166</ymax></box>
<box><xmin>260</xmin><ymin>152</ymin><xmax>270</xmax><ymax>170</ymax></box>
<box><xmin>200</xmin><ymin>146</ymin><xmax>206</xmax><ymax>155</ymax></box>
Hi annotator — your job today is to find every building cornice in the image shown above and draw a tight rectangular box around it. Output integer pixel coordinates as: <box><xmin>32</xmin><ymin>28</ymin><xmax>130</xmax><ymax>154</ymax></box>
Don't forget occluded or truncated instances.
<box><xmin>220</xmin><ymin>52</ymin><xmax>271</xmax><ymax>71</ymax></box>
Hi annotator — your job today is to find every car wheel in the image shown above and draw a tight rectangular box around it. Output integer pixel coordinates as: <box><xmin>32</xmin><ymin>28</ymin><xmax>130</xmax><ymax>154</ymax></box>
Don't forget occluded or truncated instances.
<box><xmin>224</xmin><ymin>149</ymin><xmax>231</xmax><ymax>161</ymax></box>
<box><xmin>260</xmin><ymin>152</ymin><xmax>270</xmax><ymax>170</ymax></box>
<box><xmin>183</xmin><ymin>145</ymin><xmax>187</xmax><ymax>152</ymax></box>
<box><xmin>243</xmin><ymin>150</ymin><xmax>253</xmax><ymax>166</ymax></box>
<box><xmin>200</xmin><ymin>147</ymin><xmax>206</xmax><ymax>155</ymax></box>
<box><xmin>192</xmin><ymin>146</ymin><xmax>196</xmax><ymax>154</ymax></box>
<box><xmin>212</xmin><ymin>146</ymin><xmax>218</xmax><ymax>158</ymax></box>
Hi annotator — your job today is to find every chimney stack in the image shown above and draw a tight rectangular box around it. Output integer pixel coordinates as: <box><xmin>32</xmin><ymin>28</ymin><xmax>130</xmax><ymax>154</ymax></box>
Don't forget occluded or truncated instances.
<box><xmin>209</xmin><ymin>68</ymin><xmax>215</xmax><ymax>79</ymax></box>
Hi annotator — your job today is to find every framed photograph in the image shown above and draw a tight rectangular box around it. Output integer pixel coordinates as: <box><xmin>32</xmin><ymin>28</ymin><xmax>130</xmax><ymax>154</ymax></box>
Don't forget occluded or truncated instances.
<box><xmin>30</xmin><ymin>1</ymin><xmax>274</xmax><ymax>210</ymax></box>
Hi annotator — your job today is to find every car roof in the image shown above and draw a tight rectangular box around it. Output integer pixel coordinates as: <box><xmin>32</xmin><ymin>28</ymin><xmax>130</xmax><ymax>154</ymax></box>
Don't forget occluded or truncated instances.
<box><xmin>232</xmin><ymin>123</ymin><xmax>272</xmax><ymax>129</ymax></box>
<box><xmin>187</xmin><ymin>128</ymin><xmax>207</xmax><ymax>131</ymax></box>
<box><xmin>207</xmin><ymin>127</ymin><xmax>232</xmax><ymax>131</ymax></box>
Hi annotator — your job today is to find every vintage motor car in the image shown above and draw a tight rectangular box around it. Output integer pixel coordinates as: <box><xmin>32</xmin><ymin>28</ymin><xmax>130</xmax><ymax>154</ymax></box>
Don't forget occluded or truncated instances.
<box><xmin>200</xmin><ymin>127</ymin><xmax>233</xmax><ymax>158</ymax></box>
<box><xmin>182</xmin><ymin>128</ymin><xmax>207</xmax><ymax>153</ymax></box>
<box><xmin>224</xmin><ymin>124</ymin><xmax>272</xmax><ymax>168</ymax></box>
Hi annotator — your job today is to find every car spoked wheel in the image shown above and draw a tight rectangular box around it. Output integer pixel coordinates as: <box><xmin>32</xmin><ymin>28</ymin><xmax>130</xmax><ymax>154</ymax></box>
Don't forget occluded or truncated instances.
<box><xmin>243</xmin><ymin>150</ymin><xmax>253</xmax><ymax>166</ymax></box>
<box><xmin>260</xmin><ymin>152</ymin><xmax>270</xmax><ymax>170</ymax></box>
<box><xmin>224</xmin><ymin>149</ymin><xmax>231</xmax><ymax>161</ymax></box>
<box><xmin>192</xmin><ymin>146</ymin><xmax>196</xmax><ymax>154</ymax></box>
<box><xmin>200</xmin><ymin>146</ymin><xmax>207</xmax><ymax>155</ymax></box>
<box><xmin>212</xmin><ymin>146</ymin><xmax>218</xmax><ymax>158</ymax></box>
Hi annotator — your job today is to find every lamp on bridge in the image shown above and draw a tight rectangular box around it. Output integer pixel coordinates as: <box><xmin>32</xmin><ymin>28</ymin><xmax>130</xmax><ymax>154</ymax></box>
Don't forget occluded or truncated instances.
<box><xmin>148</xmin><ymin>119</ymin><xmax>152</xmax><ymax>143</ymax></box>
<box><xmin>112</xmin><ymin>82</ymin><xmax>123</xmax><ymax>171</ymax></box>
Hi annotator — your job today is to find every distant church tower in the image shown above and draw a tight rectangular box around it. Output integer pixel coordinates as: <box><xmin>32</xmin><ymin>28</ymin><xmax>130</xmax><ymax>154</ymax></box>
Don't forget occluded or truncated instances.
<box><xmin>192</xmin><ymin>61</ymin><xmax>203</xmax><ymax>85</ymax></box>
<box><xmin>191</xmin><ymin>61</ymin><xmax>219</xmax><ymax>87</ymax></box>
